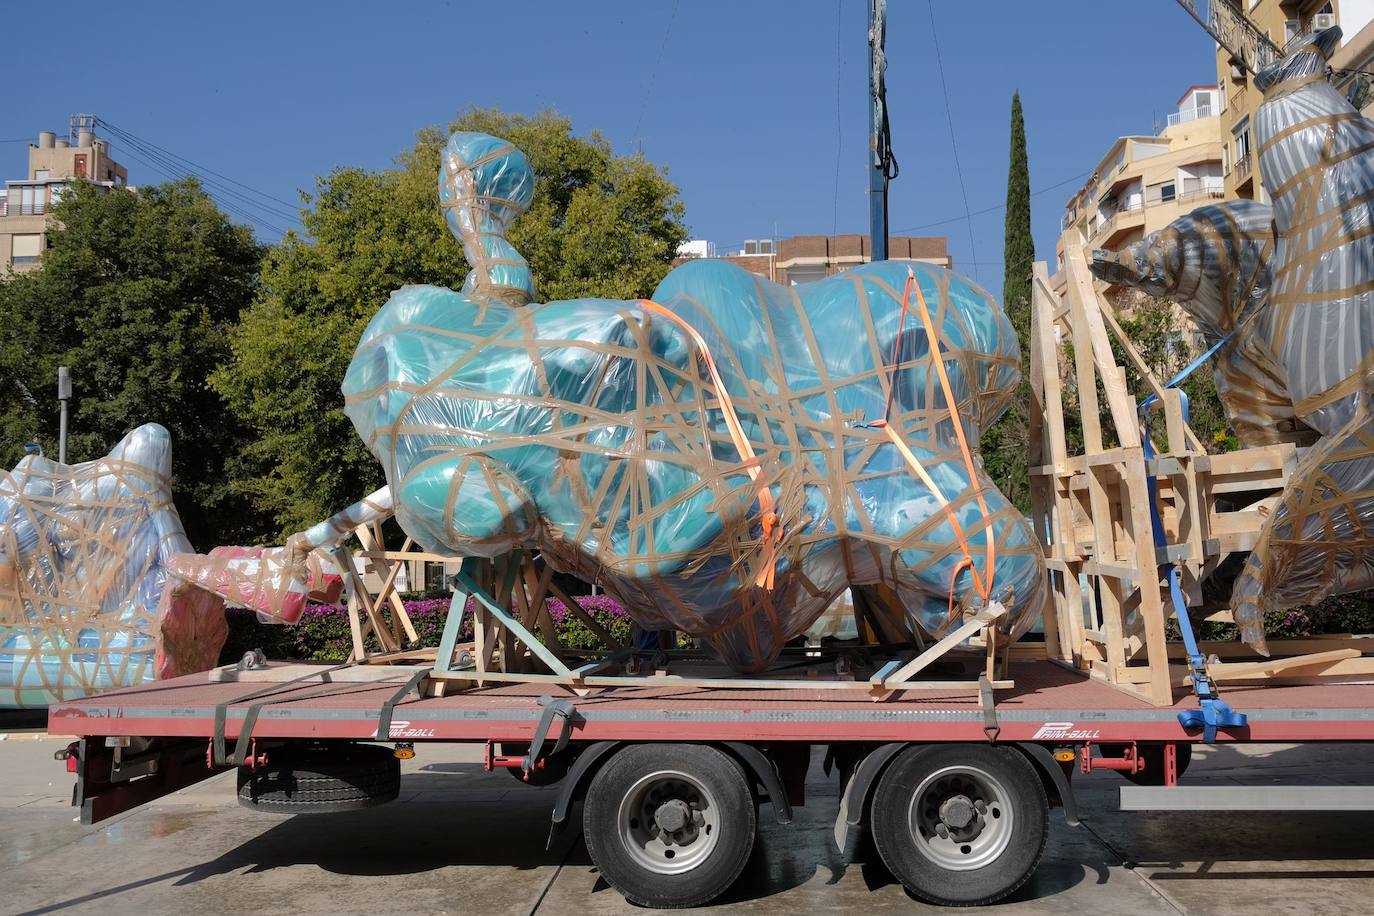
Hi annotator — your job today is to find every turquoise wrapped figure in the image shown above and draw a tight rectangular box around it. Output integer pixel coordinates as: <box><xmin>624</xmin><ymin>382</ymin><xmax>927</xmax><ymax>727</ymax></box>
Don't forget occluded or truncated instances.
<box><xmin>343</xmin><ymin>130</ymin><xmax>1045</xmax><ymax>671</ymax></box>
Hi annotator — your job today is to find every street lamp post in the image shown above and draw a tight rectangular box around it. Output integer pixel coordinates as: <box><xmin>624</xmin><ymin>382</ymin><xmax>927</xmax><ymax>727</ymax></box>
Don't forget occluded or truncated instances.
<box><xmin>58</xmin><ymin>366</ymin><xmax>71</xmax><ymax>465</ymax></box>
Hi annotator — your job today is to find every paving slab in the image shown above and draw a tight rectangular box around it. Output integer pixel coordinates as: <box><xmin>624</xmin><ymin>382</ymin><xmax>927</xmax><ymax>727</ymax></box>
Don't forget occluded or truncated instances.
<box><xmin>0</xmin><ymin>736</ymin><xmax>1370</xmax><ymax>915</ymax></box>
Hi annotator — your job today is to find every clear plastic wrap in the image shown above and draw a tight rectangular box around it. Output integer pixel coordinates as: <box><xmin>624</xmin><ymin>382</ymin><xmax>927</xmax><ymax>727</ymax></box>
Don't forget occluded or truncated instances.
<box><xmin>0</xmin><ymin>424</ymin><xmax>199</xmax><ymax>706</ymax></box>
<box><xmin>1231</xmin><ymin>26</ymin><xmax>1374</xmax><ymax>648</ymax></box>
<box><xmin>1088</xmin><ymin>27</ymin><xmax>1374</xmax><ymax>655</ymax></box>
<box><xmin>1089</xmin><ymin>201</ymin><xmax>1312</xmax><ymax>447</ymax></box>
<box><xmin>343</xmin><ymin>130</ymin><xmax>1045</xmax><ymax>671</ymax></box>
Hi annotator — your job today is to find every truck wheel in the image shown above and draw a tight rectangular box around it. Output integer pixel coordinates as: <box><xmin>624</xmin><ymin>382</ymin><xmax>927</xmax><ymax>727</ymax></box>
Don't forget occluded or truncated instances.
<box><xmin>870</xmin><ymin>744</ymin><xmax>1047</xmax><ymax>906</ymax></box>
<box><xmin>582</xmin><ymin>743</ymin><xmax>756</xmax><ymax>908</ymax></box>
<box><xmin>237</xmin><ymin>743</ymin><xmax>400</xmax><ymax>813</ymax></box>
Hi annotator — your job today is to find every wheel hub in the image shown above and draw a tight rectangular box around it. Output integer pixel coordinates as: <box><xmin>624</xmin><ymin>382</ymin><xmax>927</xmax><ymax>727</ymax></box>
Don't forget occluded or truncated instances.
<box><xmin>939</xmin><ymin>795</ymin><xmax>977</xmax><ymax>830</ymax></box>
<box><xmin>654</xmin><ymin>798</ymin><xmax>691</xmax><ymax>834</ymax></box>
<box><xmin>908</xmin><ymin>765</ymin><xmax>1014</xmax><ymax>870</ymax></box>
<box><xmin>617</xmin><ymin>770</ymin><xmax>722</xmax><ymax>875</ymax></box>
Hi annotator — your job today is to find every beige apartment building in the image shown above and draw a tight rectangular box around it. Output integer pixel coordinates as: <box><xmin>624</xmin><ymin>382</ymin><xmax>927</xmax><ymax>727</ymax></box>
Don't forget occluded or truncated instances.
<box><xmin>675</xmin><ymin>234</ymin><xmax>951</xmax><ymax>285</ymax></box>
<box><xmin>1216</xmin><ymin>0</ymin><xmax>1374</xmax><ymax>200</ymax></box>
<box><xmin>1053</xmin><ymin>85</ymin><xmax>1226</xmax><ymax>286</ymax></box>
<box><xmin>0</xmin><ymin>120</ymin><xmax>128</xmax><ymax>275</ymax></box>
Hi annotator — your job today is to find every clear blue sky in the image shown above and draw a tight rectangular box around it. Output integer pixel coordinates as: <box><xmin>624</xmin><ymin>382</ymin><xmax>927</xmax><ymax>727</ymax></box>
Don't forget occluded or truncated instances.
<box><xmin>2</xmin><ymin>0</ymin><xmax>1216</xmax><ymax>303</ymax></box>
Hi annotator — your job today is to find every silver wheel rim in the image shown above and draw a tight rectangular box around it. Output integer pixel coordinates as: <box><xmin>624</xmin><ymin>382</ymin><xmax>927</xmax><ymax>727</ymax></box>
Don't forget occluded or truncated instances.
<box><xmin>616</xmin><ymin>769</ymin><xmax>722</xmax><ymax>875</ymax></box>
<box><xmin>905</xmin><ymin>763</ymin><xmax>1014</xmax><ymax>870</ymax></box>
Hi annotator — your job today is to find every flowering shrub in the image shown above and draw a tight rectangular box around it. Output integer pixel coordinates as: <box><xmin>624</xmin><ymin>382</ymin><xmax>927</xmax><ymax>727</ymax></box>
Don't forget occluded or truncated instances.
<box><xmin>219</xmin><ymin>592</ymin><xmax>634</xmax><ymax>664</ymax></box>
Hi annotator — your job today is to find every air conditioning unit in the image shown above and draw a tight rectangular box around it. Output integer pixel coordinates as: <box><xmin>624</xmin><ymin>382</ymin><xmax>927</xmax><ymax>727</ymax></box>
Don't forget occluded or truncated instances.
<box><xmin>1314</xmin><ymin>13</ymin><xmax>1337</xmax><ymax>30</ymax></box>
<box><xmin>744</xmin><ymin>240</ymin><xmax>758</xmax><ymax>254</ymax></box>
<box><xmin>1285</xmin><ymin>19</ymin><xmax>1301</xmax><ymax>42</ymax></box>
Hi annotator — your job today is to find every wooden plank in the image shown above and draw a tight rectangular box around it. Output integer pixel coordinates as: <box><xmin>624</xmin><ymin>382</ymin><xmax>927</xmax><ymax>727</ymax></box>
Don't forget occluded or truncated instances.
<box><xmin>1120</xmin><ymin>449</ymin><xmax>1174</xmax><ymax>705</ymax></box>
<box><xmin>1064</xmin><ymin>249</ymin><xmax>1139</xmax><ymax>448</ymax></box>
<box><xmin>207</xmin><ymin>664</ymin><xmax>423</xmax><ymax>684</ymax></box>
<box><xmin>1063</xmin><ymin>253</ymin><xmax>1104</xmax><ymax>453</ymax></box>
<box><xmin>1096</xmin><ymin>294</ymin><xmax>1208</xmax><ymax>453</ymax></box>
<box><xmin>1205</xmin><ymin>649</ymin><xmax>1362</xmax><ymax>681</ymax></box>
<box><xmin>879</xmin><ymin>605</ymin><xmax>1007</xmax><ymax>686</ymax></box>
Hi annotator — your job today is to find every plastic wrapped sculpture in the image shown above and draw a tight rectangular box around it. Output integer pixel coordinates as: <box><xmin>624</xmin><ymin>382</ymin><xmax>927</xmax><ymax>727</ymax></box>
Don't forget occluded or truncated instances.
<box><xmin>343</xmin><ymin>130</ymin><xmax>1045</xmax><ymax>671</ymax></box>
<box><xmin>1088</xmin><ymin>200</ymin><xmax>1308</xmax><ymax>447</ymax></box>
<box><xmin>0</xmin><ymin>425</ymin><xmax>206</xmax><ymax>706</ymax></box>
<box><xmin>0</xmin><ymin>424</ymin><xmax>344</xmax><ymax>708</ymax></box>
<box><xmin>1089</xmin><ymin>27</ymin><xmax>1374</xmax><ymax>654</ymax></box>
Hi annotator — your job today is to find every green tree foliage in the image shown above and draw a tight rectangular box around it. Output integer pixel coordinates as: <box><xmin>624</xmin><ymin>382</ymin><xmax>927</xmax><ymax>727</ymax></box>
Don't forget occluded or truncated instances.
<box><xmin>213</xmin><ymin>109</ymin><xmax>689</xmax><ymax>535</ymax></box>
<box><xmin>981</xmin><ymin>92</ymin><xmax>1035</xmax><ymax>511</ymax></box>
<box><xmin>0</xmin><ymin>179</ymin><xmax>265</xmax><ymax>549</ymax></box>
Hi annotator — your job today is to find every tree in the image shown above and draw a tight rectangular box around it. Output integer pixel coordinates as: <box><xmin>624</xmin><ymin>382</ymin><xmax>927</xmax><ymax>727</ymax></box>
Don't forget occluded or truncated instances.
<box><xmin>981</xmin><ymin>92</ymin><xmax>1035</xmax><ymax>511</ymax></box>
<box><xmin>213</xmin><ymin>108</ymin><xmax>689</xmax><ymax>535</ymax></box>
<box><xmin>0</xmin><ymin>179</ymin><xmax>266</xmax><ymax>549</ymax></box>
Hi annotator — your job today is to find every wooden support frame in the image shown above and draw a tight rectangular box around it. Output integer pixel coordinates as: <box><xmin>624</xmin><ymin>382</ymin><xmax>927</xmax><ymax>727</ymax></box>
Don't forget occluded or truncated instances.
<box><xmin>244</xmin><ymin>501</ymin><xmax>1018</xmax><ymax>700</ymax></box>
<box><xmin>1028</xmin><ymin>249</ymin><xmax>1371</xmax><ymax>705</ymax></box>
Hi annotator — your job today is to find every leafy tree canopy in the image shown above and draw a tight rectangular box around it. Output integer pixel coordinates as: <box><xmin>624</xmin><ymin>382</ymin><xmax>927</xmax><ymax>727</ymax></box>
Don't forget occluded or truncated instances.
<box><xmin>0</xmin><ymin>178</ymin><xmax>265</xmax><ymax>548</ymax></box>
<box><xmin>212</xmin><ymin>108</ymin><xmax>689</xmax><ymax>535</ymax></box>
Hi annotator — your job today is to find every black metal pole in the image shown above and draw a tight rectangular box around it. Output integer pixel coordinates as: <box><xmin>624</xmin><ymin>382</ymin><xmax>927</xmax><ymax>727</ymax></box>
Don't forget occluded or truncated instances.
<box><xmin>868</xmin><ymin>0</ymin><xmax>889</xmax><ymax>261</ymax></box>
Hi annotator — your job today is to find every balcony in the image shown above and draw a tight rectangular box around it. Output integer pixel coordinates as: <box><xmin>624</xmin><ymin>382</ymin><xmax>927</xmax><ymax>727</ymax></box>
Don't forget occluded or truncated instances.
<box><xmin>1091</xmin><ymin>203</ymin><xmax>1147</xmax><ymax>247</ymax></box>
<box><xmin>1167</xmin><ymin>105</ymin><xmax>1215</xmax><ymax>127</ymax></box>
<box><xmin>1234</xmin><ymin>150</ymin><xmax>1253</xmax><ymax>183</ymax></box>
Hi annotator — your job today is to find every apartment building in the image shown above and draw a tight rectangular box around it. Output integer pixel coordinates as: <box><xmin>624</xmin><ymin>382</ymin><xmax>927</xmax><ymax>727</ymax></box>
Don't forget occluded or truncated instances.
<box><xmin>674</xmin><ymin>234</ymin><xmax>951</xmax><ymax>285</ymax></box>
<box><xmin>0</xmin><ymin>118</ymin><xmax>128</xmax><ymax>275</ymax></box>
<box><xmin>1216</xmin><ymin>0</ymin><xmax>1374</xmax><ymax>200</ymax></box>
<box><xmin>1054</xmin><ymin>85</ymin><xmax>1226</xmax><ymax>282</ymax></box>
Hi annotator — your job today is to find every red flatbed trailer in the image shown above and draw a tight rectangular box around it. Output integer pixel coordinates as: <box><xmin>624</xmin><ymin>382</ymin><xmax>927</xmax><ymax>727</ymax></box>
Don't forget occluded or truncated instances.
<box><xmin>44</xmin><ymin>659</ymin><xmax>1374</xmax><ymax>908</ymax></box>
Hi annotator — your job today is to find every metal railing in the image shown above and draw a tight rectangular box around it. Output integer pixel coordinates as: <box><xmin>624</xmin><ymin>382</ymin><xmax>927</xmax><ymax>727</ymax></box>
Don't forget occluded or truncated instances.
<box><xmin>1167</xmin><ymin>105</ymin><xmax>1215</xmax><ymax>127</ymax></box>
<box><xmin>1234</xmin><ymin>151</ymin><xmax>1252</xmax><ymax>181</ymax></box>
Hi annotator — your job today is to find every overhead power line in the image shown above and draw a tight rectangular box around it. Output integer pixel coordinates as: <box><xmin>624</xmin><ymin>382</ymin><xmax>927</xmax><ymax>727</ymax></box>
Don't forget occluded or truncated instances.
<box><xmin>91</xmin><ymin>118</ymin><xmax>304</xmax><ymax>237</ymax></box>
<box><xmin>890</xmin><ymin>170</ymin><xmax>1090</xmax><ymax>234</ymax></box>
<box><xmin>925</xmin><ymin>0</ymin><xmax>979</xmax><ymax>282</ymax></box>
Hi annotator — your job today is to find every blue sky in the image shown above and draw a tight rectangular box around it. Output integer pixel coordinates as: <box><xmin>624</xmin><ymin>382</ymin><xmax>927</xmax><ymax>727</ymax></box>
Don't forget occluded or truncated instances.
<box><xmin>3</xmin><ymin>1</ymin><xmax>1217</xmax><ymax>302</ymax></box>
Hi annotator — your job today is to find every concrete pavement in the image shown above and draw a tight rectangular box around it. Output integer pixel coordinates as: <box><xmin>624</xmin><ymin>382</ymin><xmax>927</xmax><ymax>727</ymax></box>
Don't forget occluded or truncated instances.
<box><xmin>1</xmin><ymin>733</ymin><xmax>1371</xmax><ymax>915</ymax></box>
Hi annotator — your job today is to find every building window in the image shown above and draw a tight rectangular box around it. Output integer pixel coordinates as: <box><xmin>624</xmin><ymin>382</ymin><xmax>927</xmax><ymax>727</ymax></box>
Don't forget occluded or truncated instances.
<box><xmin>19</xmin><ymin>185</ymin><xmax>45</xmax><ymax>216</ymax></box>
<box><xmin>11</xmin><ymin>233</ymin><xmax>44</xmax><ymax>264</ymax></box>
<box><xmin>34</xmin><ymin>169</ymin><xmax>49</xmax><ymax>181</ymax></box>
<box><xmin>1232</xmin><ymin>116</ymin><xmax>1252</xmax><ymax>163</ymax></box>
<box><xmin>1160</xmin><ymin>182</ymin><xmax>1176</xmax><ymax>202</ymax></box>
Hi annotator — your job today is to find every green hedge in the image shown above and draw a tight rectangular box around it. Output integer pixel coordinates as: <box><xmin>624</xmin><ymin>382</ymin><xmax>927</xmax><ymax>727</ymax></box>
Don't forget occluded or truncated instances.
<box><xmin>219</xmin><ymin>593</ymin><xmax>635</xmax><ymax>664</ymax></box>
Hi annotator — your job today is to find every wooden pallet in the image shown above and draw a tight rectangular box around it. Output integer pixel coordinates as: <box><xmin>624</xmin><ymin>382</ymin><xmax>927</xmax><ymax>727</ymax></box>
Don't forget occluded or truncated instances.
<box><xmin>1026</xmin><ymin>250</ymin><xmax>1374</xmax><ymax>705</ymax></box>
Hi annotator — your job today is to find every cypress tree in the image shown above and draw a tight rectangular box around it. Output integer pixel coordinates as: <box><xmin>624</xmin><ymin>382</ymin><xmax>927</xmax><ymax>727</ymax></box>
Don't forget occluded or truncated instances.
<box><xmin>1003</xmin><ymin>91</ymin><xmax>1033</xmax><ymax>348</ymax></box>
<box><xmin>982</xmin><ymin>92</ymin><xmax>1034</xmax><ymax>511</ymax></box>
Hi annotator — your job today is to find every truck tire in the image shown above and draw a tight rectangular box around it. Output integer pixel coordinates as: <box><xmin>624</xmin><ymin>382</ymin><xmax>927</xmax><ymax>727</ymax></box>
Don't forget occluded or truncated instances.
<box><xmin>237</xmin><ymin>743</ymin><xmax>400</xmax><ymax>813</ymax></box>
<box><xmin>870</xmin><ymin>743</ymin><xmax>1048</xmax><ymax>906</ymax></box>
<box><xmin>582</xmin><ymin>743</ymin><xmax>756</xmax><ymax>908</ymax></box>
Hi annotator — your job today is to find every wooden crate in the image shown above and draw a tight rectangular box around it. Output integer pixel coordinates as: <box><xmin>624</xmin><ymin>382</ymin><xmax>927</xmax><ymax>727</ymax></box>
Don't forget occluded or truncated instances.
<box><xmin>1026</xmin><ymin>249</ymin><xmax>1374</xmax><ymax>706</ymax></box>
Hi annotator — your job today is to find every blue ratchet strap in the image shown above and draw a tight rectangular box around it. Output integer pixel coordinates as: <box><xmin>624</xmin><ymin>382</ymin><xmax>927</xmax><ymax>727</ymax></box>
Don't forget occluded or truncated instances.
<box><xmin>1138</xmin><ymin>331</ymin><xmax>1247</xmax><ymax>742</ymax></box>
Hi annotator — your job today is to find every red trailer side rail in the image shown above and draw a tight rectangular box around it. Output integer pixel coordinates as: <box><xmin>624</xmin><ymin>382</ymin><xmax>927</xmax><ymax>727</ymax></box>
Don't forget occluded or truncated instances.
<box><xmin>47</xmin><ymin>660</ymin><xmax>1374</xmax><ymax>748</ymax></box>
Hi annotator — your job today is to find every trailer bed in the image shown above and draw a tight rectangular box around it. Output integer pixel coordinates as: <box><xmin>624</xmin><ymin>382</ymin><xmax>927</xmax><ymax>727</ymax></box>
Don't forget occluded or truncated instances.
<box><xmin>46</xmin><ymin>660</ymin><xmax>1374</xmax><ymax>745</ymax></box>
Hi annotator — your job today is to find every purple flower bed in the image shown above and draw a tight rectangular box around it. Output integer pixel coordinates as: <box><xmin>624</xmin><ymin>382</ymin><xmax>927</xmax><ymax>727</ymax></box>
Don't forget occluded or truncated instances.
<box><xmin>219</xmin><ymin>592</ymin><xmax>635</xmax><ymax>664</ymax></box>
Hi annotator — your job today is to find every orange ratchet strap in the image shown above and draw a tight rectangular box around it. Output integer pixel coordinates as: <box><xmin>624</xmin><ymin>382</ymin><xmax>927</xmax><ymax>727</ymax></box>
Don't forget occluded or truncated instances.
<box><xmin>866</xmin><ymin>270</ymin><xmax>996</xmax><ymax>605</ymax></box>
<box><xmin>636</xmin><ymin>299</ymin><xmax>781</xmax><ymax>589</ymax></box>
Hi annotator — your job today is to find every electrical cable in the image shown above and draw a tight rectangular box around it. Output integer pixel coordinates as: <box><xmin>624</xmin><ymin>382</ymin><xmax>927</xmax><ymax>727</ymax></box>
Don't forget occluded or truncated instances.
<box><xmin>632</xmin><ymin>0</ymin><xmax>680</xmax><ymax>151</ymax></box>
<box><xmin>95</xmin><ymin>118</ymin><xmax>302</xmax><ymax>214</ymax></box>
<box><xmin>925</xmin><ymin>0</ymin><xmax>978</xmax><ymax>281</ymax></box>
<box><xmin>91</xmin><ymin>121</ymin><xmax>301</xmax><ymax>235</ymax></box>
<box><xmin>890</xmin><ymin>170</ymin><xmax>1090</xmax><ymax>234</ymax></box>
<box><xmin>833</xmin><ymin>0</ymin><xmax>844</xmax><ymax>235</ymax></box>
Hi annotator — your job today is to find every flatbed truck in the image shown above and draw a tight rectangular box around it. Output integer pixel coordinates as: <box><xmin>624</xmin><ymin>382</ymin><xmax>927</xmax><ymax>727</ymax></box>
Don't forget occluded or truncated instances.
<box><xmin>45</xmin><ymin>656</ymin><xmax>1374</xmax><ymax>907</ymax></box>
